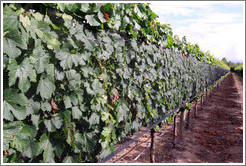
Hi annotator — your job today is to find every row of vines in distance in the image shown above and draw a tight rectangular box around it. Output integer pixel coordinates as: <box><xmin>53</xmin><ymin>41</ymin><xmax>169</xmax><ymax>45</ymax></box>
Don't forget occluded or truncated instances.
<box><xmin>3</xmin><ymin>3</ymin><xmax>229</xmax><ymax>163</ymax></box>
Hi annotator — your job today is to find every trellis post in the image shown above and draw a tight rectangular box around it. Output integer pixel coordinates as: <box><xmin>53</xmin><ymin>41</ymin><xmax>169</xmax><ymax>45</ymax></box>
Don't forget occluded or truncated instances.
<box><xmin>150</xmin><ymin>129</ymin><xmax>155</xmax><ymax>163</ymax></box>
<box><xmin>178</xmin><ymin>110</ymin><xmax>186</xmax><ymax>139</ymax></box>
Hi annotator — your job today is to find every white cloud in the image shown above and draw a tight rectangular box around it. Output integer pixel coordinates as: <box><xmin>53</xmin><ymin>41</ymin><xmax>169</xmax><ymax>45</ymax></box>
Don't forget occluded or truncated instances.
<box><xmin>149</xmin><ymin>1</ymin><xmax>245</xmax><ymax>63</ymax></box>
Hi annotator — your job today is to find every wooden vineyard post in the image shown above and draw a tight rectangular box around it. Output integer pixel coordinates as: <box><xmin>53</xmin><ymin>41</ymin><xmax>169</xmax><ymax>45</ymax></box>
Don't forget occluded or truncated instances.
<box><xmin>201</xmin><ymin>94</ymin><xmax>203</xmax><ymax>107</ymax></box>
<box><xmin>178</xmin><ymin>110</ymin><xmax>186</xmax><ymax>140</ymax></box>
<box><xmin>206</xmin><ymin>88</ymin><xmax>208</xmax><ymax>101</ymax></box>
<box><xmin>150</xmin><ymin>129</ymin><xmax>155</xmax><ymax>163</ymax></box>
<box><xmin>194</xmin><ymin>101</ymin><xmax>197</xmax><ymax>117</ymax></box>
<box><xmin>185</xmin><ymin>109</ymin><xmax>191</xmax><ymax>129</ymax></box>
<box><xmin>173</xmin><ymin>115</ymin><xmax>177</xmax><ymax>148</ymax></box>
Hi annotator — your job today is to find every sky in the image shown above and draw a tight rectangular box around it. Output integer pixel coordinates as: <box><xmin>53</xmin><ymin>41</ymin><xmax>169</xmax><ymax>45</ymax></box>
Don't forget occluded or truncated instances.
<box><xmin>149</xmin><ymin>1</ymin><xmax>245</xmax><ymax>63</ymax></box>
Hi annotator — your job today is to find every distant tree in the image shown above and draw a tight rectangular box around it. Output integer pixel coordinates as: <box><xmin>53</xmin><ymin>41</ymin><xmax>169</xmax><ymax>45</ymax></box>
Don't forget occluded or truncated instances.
<box><xmin>221</xmin><ymin>57</ymin><xmax>228</xmax><ymax>65</ymax></box>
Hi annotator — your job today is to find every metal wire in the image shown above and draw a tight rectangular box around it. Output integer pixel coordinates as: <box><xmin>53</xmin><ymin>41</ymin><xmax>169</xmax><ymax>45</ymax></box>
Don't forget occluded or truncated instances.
<box><xmin>131</xmin><ymin>125</ymin><xmax>173</xmax><ymax>163</ymax></box>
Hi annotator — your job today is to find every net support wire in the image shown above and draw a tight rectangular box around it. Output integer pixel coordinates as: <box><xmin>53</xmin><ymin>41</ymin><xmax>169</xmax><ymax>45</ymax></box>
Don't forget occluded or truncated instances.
<box><xmin>131</xmin><ymin>125</ymin><xmax>173</xmax><ymax>163</ymax></box>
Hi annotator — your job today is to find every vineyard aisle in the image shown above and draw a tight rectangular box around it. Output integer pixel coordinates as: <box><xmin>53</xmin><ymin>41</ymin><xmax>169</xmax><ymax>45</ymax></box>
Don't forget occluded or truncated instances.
<box><xmin>110</xmin><ymin>73</ymin><xmax>243</xmax><ymax>163</ymax></box>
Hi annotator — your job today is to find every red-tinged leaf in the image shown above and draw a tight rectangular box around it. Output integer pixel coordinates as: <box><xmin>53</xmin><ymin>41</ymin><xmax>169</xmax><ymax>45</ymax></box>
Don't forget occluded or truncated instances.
<box><xmin>105</xmin><ymin>14</ymin><xmax>109</xmax><ymax>21</ymax></box>
<box><xmin>4</xmin><ymin>150</ymin><xmax>8</xmax><ymax>156</ymax></box>
<box><xmin>51</xmin><ymin>98</ymin><xmax>59</xmax><ymax>110</ymax></box>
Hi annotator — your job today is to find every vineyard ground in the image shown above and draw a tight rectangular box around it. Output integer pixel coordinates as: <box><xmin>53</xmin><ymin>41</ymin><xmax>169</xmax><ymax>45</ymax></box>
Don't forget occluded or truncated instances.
<box><xmin>108</xmin><ymin>72</ymin><xmax>243</xmax><ymax>163</ymax></box>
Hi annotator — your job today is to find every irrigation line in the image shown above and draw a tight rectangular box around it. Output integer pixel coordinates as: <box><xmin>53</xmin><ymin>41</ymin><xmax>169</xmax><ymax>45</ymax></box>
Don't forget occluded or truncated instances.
<box><xmin>99</xmin><ymin>74</ymin><xmax>229</xmax><ymax>163</ymax></box>
<box><xmin>112</xmin><ymin>136</ymin><xmax>151</xmax><ymax>163</ymax></box>
<box><xmin>131</xmin><ymin>125</ymin><xmax>173</xmax><ymax>163</ymax></box>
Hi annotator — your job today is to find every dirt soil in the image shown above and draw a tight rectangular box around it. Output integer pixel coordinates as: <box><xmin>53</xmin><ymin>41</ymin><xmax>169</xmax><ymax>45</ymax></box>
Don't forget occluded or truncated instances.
<box><xmin>108</xmin><ymin>73</ymin><xmax>243</xmax><ymax>163</ymax></box>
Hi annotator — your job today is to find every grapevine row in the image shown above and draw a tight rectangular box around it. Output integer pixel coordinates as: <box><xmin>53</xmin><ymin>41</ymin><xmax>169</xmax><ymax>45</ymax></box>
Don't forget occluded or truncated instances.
<box><xmin>3</xmin><ymin>3</ymin><xmax>229</xmax><ymax>163</ymax></box>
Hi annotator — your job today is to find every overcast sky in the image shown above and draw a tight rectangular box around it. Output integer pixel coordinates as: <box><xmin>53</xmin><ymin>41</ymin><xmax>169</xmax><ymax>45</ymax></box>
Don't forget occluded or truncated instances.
<box><xmin>149</xmin><ymin>1</ymin><xmax>245</xmax><ymax>63</ymax></box>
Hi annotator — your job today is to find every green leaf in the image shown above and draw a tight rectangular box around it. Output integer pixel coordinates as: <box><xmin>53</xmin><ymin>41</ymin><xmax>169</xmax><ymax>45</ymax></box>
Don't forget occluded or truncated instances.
<box><xmin>57</xmin><ymin>3</ymin><xmax>66</xmax><ymax>12</ymax></box>
<box><xmin>22</xmin><ymin>141</ymin><xmax>41</xmax><ymax>158</ymax></box>
<box><xmin>62</xmin><ymin>156</ymin><xmax>73</xmax><ymax>163</ymax></box>
<box><xmin>64</xmin><ymin>95</ymin><xmax>72</xmax><ymax>109</ymax></box>
<box><xmin>81</xmin><ymin>3</ymin><xmax>89</xmax><ymax>12</ymax></box>
<box><xmin>85</xmin><ymin>15</ymin><xmax>101</xmax><ymax>26</ymax></box>
<box><xmin>3</xmin><ymin>88</ymin><xmax>28</xmax><ymax>121</ymax></box>
<box><xmin>44</xmin><ymin>115</ymin><xmax>63</xmax><ymax>132</ymax></box>
<box><xmin>98</xmin><ymin>12</ymin><xmax>106</xmax><ymax>23</ymax></box>
<box><xmin>56</xmin><ymin>51</ymin><xmax>81</xmax><ymax>70</ymax></box>
<box><xmin>134</xmin><ymin>20</ymin><xmax>141</xmax><ymax>31</ymax></box>
<box><xmin>3</xmin><ymin>156</ymin><xmax>8</xmax><ymax>163</ymax></box>
<box><xmin>103</xmin><ymin>3</ymin><xmax>113</xmax><ymax>14</ymax></box>
<box><xmin>100</xmin><ymin>147</ymin><xmax>112</xmax><ymax>159</ymax></box>
<box><xmin>89</xmin><ymin>113</ymin><xmax>100</xmax><ymax>127</ymax></box>
<box><xmin>65</xmin><ymin>69</ymin><xmax>81</xmax><ymax>91</ymax></box>
<box><xmin>131</xmin><ymin>39</ymin><xmax>138</xmax><ymax>51</ymax></box>
<box><xmin>63</xmin><ymin>113</ymin><xmax>76</xmax><ymax>147</ymax></box>
<box><xmin>19</xmin><ymin>14</ymin><xmax>31</xmax><ymax>27</ymax></box>
<box><xmin>70</xmin><ymin>92</ymin><xmax>79</xmax><ymax>105</ymax></box>
<box><xmin>39</xmin><ymin>133</ymin><xmax>55</xmax><ymax>163</ymax></box>
<box><xmin>26</xmin><ymin>98</ymin><xmax>40</xmax><ymax>115</ymax></box>
<box><xmin>113</xmin><ymin>14</ymin><xmax>121</xmax><ymax>30</ymax></box>
<box><xmin>134</xmin><ymin>5</ymin><xmax>145</xmax><ymax>18</ymax></box>
<box><xmin>36</xmin><ymin>76</ymin><xmax>55</xmax><ymax>99</ymax></box>
<box><xmin>117</xmin><ymin>103</ymin><xmax>128</xmax><ymax>122</ymax></box>
<box><xmin>32</xmin><ymin>46</ymin><xmax>50</xmax><ymax>74</ymax></box>
<box><xmin>62</xmin><ymin>154</ymin><xmax>81</xmax><ymax>163</ymax></box>
<box><xmin>62</xmin><ymin>13</ymin><xmax>73</xmax><ymax>20</ymax></box>
<box><xmin>41</xmin><ymin>101</ymin><xmax>51</xmax><ymax>111</ymax></box>
<box><xmin>3</xmin><ymin>121</ymin><xmax>23</xmax><ymax>151</ymax></box>
<box><xmin>3</xmin><ymin>37</ymin><xmax>21</xmax><ymax>59</ymax></box>
<box><xmin>3</xmin><ymin>5</ymin><xmax>19</xmax><ymax>31</ymax></box>
<box><xmin>51</xmin><ymin>115</ymin><xmax>63</xmax><ymax>128</ymax></box>
<box><xmin>74</xmin><ymin>132</ymin><xmax>96</xmax><ymax>153</ymax></box>
<box><xmin>54</xmin><ymin>143</ymin><xmax>65</xmax><ymax>158</ymax></box>
<box><xmin>81</xmin><ymin>65</ymin><xmax>93</xmax><ymax>78</ymax></box>
<box><xmin>3</xmin><ymin>55</ymin><xmax>8</xmax><ymax>69</ymax></box>
<box><xmin>91</xmin><ymin>79</ymin><xmax>105</xmax><ymax>96</ymax></box>
<box><xmin>3</xmin><ymin>101</ymin><xmax>14</xmax><ymax>121</ymax></box>
<box><xmin>47</xmin><ymin>37</ymin><xmax>61</xmax><ymax>50</ymax></box>
<box><xmin>8</xmin><ymin>58</ymin><xmax>36</xmax><ymax>93</ymax></box>
<box><xmin>8</xmin><ymin>124</ymin><xmax>34</xmax><ymax>153</ymax></box>
<box><xmin>72</xmin><ymin>107</ymin><xmax>82</xmax><ymax>120</ymax></box>
<box><xmin>121</xmin><ymin>15</ymin><xmax>129</xmax><ymax>29</ymax></box>
<box><xmin>11</xmin><ymin>135</ymin><xmax>30</xmax><ymax>153</ymax></box>
<box><xmin>19</xmin><ymin>125</ymin><xmax>37</xmax><ymax>139</ymax></box>
<box><xmin>44</xmin><ymin>119</ymin><xmax>56</xmax><ymax>132</ymax></box>
<box><xmin>132</xmin><ymin>120</ymin><xmax>141</xmax><ymax>131</ymax></box>
<box><xmin>43</xmin><ymin>143</ymin><xmax>55</xmax><ymax>163</ymax></box>
<box><xmin>124</xmin><ymin>122</ymin><xmax>131</xmax><ymax>134</ymax></box>
<box><xmin>31</xmin><ymin>114</ymin><xmax>40</xmax><ymax>128</ymax></box>
<box><xmin>55</xmin><ymin>69</ymin><xmax>65</xmax><ymax>81</ymax></box>
<box><xmin>32</xmin><ymin>12</ymin><xmax>43</xmax><ymax>21</ymax></box>
<box><xmin>101</xmin><ymin>112</ymin><xmax>110</xmax><ymax>121</ymax></box>
<box><xmin>45</xmin><ymin>64</ymin><xmax>55</xmax><ymax>80</ymax></box>
<box><xmin>101</xmin><ymin>127</ymin><xmax>111</xmax><ymax>137</ymax></box>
